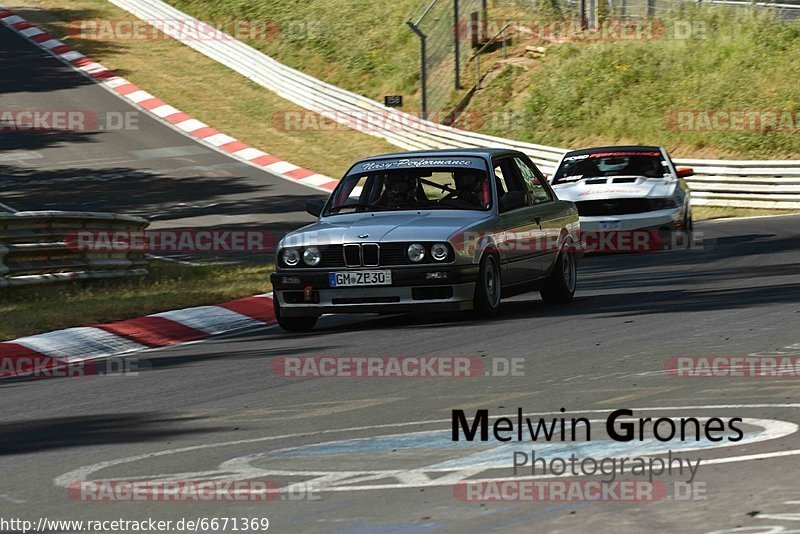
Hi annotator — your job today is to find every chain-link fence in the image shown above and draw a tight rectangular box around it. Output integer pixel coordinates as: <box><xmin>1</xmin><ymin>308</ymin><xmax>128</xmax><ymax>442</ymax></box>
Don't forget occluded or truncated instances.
<box><xmin>581</xmin><ymin>0</ymin><xmax>800</xmax><ymax>22</ymax></box>
<box><xmin>407</xmin><ymin>0</ymin><xmax>800</xmax><ymax>120</ymax></box>
<box><xmin>406</xmin><ymin>0</ymin><xmax>485</xmax><ymax>118</ymax></box>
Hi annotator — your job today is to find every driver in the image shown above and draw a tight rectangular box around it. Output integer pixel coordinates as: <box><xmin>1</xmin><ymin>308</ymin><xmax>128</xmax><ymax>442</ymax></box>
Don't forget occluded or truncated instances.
<box><xmin>376</xmin><ymin>174</ymin><xmax>422</xmax><ymax>207</ymax></box>
<box><xmin>452</xmin><ymin>171</ymin><xmax>485</xmax><ymax>208</ymax></box>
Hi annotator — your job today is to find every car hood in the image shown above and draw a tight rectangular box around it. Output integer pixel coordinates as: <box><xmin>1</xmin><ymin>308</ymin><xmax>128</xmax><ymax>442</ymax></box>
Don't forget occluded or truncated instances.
<box><xmin>552</xmin><ymin>176</ymin><xmax>677</xmax><ymax>202</ymax></box>
<box><xmin>280</xmin><ymin>210</ymin><xmax>493</xmax><ymax>246</ymax></box>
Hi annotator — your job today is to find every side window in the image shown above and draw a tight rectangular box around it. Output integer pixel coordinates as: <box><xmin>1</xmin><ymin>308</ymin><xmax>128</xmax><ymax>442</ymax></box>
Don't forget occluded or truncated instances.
<box><xmin>513</xmin><ymin>157</ymin><xmax>552</xmax><ymax>204</ymax></box>
<box><xmin>493</xmin><ymin>158</ymin><xmax>524</xmax><ymax>195</ymax></box>
<box><xmin>493</xmin><ymin>157</ymin><xmax>527</xmax><ymax>213</ymax></box>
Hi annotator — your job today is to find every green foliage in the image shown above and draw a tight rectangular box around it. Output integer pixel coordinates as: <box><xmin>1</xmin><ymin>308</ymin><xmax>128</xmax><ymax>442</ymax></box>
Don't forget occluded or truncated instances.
<box><xmin>520</xmin><ymin>8</ymin><xmax>800</xmax><ymax>156</ymax></box>
<box><xmin>169</xmin><ymin>0</ymin><xmax>422</xmax><ymax>98</ymax></box>
<box><xmin>165</xmin><ymin>2</ymin><xmax>800</xmax><ymax>157</ymax></box>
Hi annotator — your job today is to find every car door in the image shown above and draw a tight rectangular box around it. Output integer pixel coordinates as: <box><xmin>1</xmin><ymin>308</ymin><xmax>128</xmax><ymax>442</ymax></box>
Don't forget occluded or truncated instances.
<box><xmin>493</xmin><ymin>155</ymin><xmax>549</xmax><ymax>285</ymax></box>
<box><xmin>511</xmin><ymin>155</ymin><xmax>563</xmax><ymax>274</ymax></box>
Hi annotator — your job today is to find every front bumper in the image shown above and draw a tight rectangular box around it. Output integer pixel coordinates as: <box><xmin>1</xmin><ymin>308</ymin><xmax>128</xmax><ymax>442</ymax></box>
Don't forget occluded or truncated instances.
<box><xmin>270</xmin><ymin>264</ymin><xmax>479</xmax><ymax>317</ymax></box>
<box><xmin>579</xmin><ymin>207</ymin><xmax>681</xmax><ymax>232</ymax></box>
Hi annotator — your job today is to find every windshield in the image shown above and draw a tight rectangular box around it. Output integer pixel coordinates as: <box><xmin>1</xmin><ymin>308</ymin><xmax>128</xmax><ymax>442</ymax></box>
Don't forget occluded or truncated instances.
<box><xmin>552</xmin><ymin>151</ymin><xmax>668</xmax><ymax>184</ymax></box>
<box><xmin>325</xmin><ymin>158</ymin><xmax>492</xmax><ymax>215</ymax></box>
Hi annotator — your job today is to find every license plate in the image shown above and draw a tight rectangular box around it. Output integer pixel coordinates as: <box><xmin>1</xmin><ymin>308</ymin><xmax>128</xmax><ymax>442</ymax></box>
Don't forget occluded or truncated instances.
<box><xmin>329</xmin><ymin>270</ymin><xmax>392</xmax><ymax>287</ymax></box>
<box><xmin>598</xmin><ymin>221</ymin><xmax>621</xmax><ymax>230</ymax></box>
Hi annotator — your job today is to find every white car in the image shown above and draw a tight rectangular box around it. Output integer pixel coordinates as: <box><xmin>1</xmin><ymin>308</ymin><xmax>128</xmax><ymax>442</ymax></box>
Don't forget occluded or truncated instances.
<box><xmin>550</xmin><ymin>146</ymin><xmax>693</xmax><ymax>235</ymax></box>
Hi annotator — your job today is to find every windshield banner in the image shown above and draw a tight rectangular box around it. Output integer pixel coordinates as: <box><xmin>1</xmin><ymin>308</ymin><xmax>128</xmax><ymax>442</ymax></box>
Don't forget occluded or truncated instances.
<box><xmin>349</xmin><ymin>157</ymin><xmax>486</xmax><ymax>175</ymax></box>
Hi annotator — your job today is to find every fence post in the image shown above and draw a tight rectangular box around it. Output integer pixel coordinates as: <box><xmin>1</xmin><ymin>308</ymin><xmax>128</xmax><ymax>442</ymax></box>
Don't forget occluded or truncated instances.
<box><xmin>580</xmin><ymin>0</ymin><xmax>588</xmax><ymax>29</ymax></box>
<box><xmin>481</xmin><ymin>0</ymin><xmax>488</xmax><ymax>41</ymax></box>
<box><xmin>470</xmin><ymin>11</ymin><xmax>479</xmax><ymax>48</ymax></box>
<box><xmin>454</xmin><ymin>0</ymin><xmax>461</xmax><ymax>90</ymax></box>
<box><xmin>476</xmin><ymin>53</ymin><xmax>481</xmax><ymax>89</ymax></box>
<box><xmin>406</xmin><ymin>21</ymin><xmax>428</xmax><ymax>119</ymax></box>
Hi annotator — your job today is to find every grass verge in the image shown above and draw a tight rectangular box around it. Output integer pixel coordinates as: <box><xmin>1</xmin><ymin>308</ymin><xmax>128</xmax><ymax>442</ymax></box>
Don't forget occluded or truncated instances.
<box><xmin>693</xmin><ymin>206</ymin><xmax>799</xmax><ymax>221</ymax></box>
<box><xmin>0</xmin><ymin>260</ymin><xmax>272</xmax><ymax>341</ymax></box>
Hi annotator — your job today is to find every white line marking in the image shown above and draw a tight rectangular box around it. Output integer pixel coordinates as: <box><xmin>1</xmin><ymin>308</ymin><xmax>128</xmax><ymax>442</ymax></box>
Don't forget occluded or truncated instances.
<box><xmin>151</xmin><ymin>306</ymin><xmax>263</xmax><ymax>335</ymax></box>
<box><xmin>232</xmin><ymin>147</ymin><xmax>267</xmax><ymax>161</ymax></box>
<box><xmin>299</xmin><ymin>174</ymin><xmax>336</xmax><ymax>186</ymax></box>
<box><xmin>55</xmin><ymin>404</ymin><xmax>800</xmax><ymax>491</ymax></box>
<box><xmin>150</xmin><ymin>105</ymin><xmax>180</xmax><ymax>118</ymax></box>
<box><xmin>59</xmin><ymin>51</ymin><xmax>84</xmax><ymax>62</ymax></box>
<box><xmin>264</xmin><ymin>161</ymin><xmax>299</xmax><ymax>174</ymax></box>
<box><xmin>101</xmin><ymin>77</ymin><xmax>129</xmax><ymax>89</ymax></box>
<box><xmin>39</xmin><ymin>39</ymin><xmax>62</xmax><ymax>49</ymax></box>
<box><xmin>203</xmin><ymin>133</ymin><xmax>237</xmax><ymax>147</ymax></box>
<box><xmin>175</xmin><ymin>119</ymin><xmax>206</xmax><ymax>133</ymax></box>
<box><xmin>125</xmin><ymin>90</ymin><xmax>155</xmax><ymax>104</ymax></box>
<box><xmin>18</xmin><ymin>27</ymin><xmax>43</xmax><ymax>37</ymax></box>
<box><xmin>14</xmin><ymin>327</ymin><xmax>147</xmax><ymax>360</ymax></box>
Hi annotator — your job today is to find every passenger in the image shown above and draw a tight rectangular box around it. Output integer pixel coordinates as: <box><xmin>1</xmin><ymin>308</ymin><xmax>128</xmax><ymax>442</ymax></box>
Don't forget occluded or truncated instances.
<box><xmin>452</xmin><ymin>171</ymin><xmax>486</xmax><ymax>208</ymax></box>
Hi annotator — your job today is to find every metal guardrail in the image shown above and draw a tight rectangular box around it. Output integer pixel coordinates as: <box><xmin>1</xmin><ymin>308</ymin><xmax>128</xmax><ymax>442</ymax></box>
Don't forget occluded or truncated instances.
<box><xmin>109</xmin><ymin>0</ymin><xmax>800</xmax><ymax>209</ymax></box>
<box><xmin>0</xmin><ymin>211</ymin><xmax>149</xmax><ymax>287</ymax></box>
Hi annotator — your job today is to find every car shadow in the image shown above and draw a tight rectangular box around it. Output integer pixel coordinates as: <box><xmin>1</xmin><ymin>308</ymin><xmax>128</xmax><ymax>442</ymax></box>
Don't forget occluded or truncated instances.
<box><xmin>0</xmin><ymin>413</ymin><xmax>222</xmax><ymax>455</ymax></box>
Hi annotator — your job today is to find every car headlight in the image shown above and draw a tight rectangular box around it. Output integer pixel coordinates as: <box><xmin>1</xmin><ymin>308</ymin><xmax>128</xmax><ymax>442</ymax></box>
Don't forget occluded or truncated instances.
<box><xmin>303</xmin><ymin>246</ymin><xmax>321</xmax><ymax>266</ymax></box>
<box><xmin>431</xmin><ymin>243</ymin><xmax>449</xmax><ymax>261</ymax></box>
<box><xmin>282</xmin><ymin>248</ymin><xmax>300</xmax><ymax>266</ymax></box>
<box><xmin>650</xmin><ymin>198</ymin><xmax>677</xmax><ymax>210</ymax></box>
<box><xmin>407</xmin><ymin>243</ymin><xmax>425</xmax><ymax>262</ymax></box>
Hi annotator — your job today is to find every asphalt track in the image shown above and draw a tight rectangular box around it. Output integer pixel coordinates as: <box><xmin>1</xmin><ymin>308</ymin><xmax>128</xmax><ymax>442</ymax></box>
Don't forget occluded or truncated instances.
<box><xmin>0</xmin><ymin>214</ymin><xmax>797</xmax><ymax>533</ymax></box>
<box><xmin>3</xmin><ymin>12</ymin><xmax>800</xmax><ymax>534</ymax></box>
<box><xmin>0</xmin><ymin>23</ymin><xmax>321</xmax><ymax>240</ymax></box>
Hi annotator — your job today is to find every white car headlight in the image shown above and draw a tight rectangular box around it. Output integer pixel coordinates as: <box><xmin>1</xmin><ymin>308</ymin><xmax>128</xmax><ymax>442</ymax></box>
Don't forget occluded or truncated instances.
<box><xmin>431</xmin><ymin>243</ymin><xmax>449</xmax><ymax>261</ymax></box>
<box><xmin>303</xmin><ymin>247</ymin><xmax>321</xmax><ymax>266</ymax></box>
<box><xmin>282</xmin><ymin>248</ymin><xmax>300</xmax><ymax>266</ymax></box>
<box><xmin>407</xmin><ymin>243</ymin><xmax>425</xmax><ymax>262</ymax></box>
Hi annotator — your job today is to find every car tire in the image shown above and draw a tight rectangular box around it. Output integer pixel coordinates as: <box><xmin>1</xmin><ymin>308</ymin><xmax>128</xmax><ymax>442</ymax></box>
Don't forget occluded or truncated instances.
<box><xmin>273</xmin><ymin>297</ymin><xmax>318</xmax><ymax>332</ymax></box>
<box><xmin>684</xmin><ymin>206</ymin><xmax>693</xmax><ymax>233</ymax></box>
<box><xmin>667</xmin><ymin>205</ymin><xmax>693</xmax><ymax>250</ymax></box>
<box><xmin>540</xmin><ymin>242</ymin><xmax>577</xmax><ymax>303</ymax></box>
<box><xmin>473</xmin><ymin>253</ymin><xmax>502</xmax><ymax>317</ymax></box>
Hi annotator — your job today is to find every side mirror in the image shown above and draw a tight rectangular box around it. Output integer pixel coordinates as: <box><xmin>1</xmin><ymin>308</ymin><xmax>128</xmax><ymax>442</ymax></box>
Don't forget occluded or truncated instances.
<box><xmin>305</xmin><ymin>198</ymin><xmax>325</xmax><ymax>217</ymax></box>
<box><xmin>499</xmin><ymin>190</ymin><xmax>526</xmax><ymax>213</ymax></box>
<box><xmin>676</xmin><ymin>167</ymin><xmax>694</xmax><ymax>178</ymax></box>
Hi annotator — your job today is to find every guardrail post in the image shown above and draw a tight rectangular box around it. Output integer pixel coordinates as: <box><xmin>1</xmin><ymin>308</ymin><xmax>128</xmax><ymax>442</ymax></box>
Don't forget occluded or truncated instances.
<box><xmin>0</xmin><ymin>245</ymin><xmax>9</xmax><ymax>277</ymax></box>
